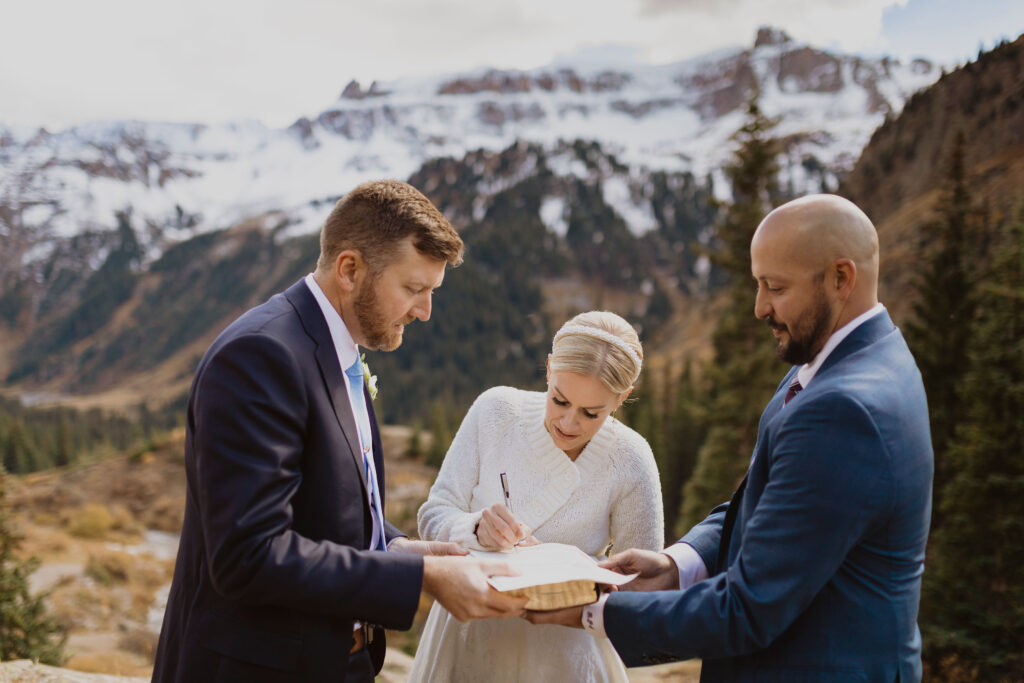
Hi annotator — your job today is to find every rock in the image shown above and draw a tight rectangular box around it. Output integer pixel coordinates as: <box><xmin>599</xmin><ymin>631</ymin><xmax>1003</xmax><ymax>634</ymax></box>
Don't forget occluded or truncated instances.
<box><xmin>0</xmin><ymin>660</ymin><xmax>148</xmax><ymax>683</ymax></box>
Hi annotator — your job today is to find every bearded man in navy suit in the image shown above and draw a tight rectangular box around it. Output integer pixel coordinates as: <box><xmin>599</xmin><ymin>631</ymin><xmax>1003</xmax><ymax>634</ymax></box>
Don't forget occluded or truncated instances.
<box><xmin>154</xmin><ymin>180</ymin><xmax>527</xmax><ymax>683</ymax></box>
<box><xmin>530</xmin><ymin>194</ymin><xmax>933</xmax><ymax>682</ymax></box>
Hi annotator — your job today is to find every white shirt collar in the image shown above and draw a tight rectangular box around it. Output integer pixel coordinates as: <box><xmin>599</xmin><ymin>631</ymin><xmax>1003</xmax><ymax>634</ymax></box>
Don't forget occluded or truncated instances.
<box><xmin>304</xmin><ymin>273</ymin><xmax>360</xmax><ymax>372</ymax></box>
<box><xmin>797</xmin><ymin>303</ymin><xmax>885</xmax><ymax>389</ymax></box>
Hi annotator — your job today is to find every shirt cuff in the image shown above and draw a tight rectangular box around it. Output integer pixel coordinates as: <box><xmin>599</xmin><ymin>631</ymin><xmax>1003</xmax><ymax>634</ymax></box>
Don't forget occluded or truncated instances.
<box><xmin>662</xmin><ymin>542</ymin><xmax>709</xmax><ymax>589</ymax></box>
<box><xmin>581</xmin><ymin>592</ymin><xmax>610</xmax><ymax>638</ymax></box>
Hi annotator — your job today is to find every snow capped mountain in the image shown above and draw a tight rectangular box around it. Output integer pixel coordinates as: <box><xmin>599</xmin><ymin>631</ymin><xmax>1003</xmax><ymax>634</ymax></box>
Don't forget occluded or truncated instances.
<box><xmin>0</xmin><ymin>28</ymin><xmax>940</xmax><ymax>269</ymax></box>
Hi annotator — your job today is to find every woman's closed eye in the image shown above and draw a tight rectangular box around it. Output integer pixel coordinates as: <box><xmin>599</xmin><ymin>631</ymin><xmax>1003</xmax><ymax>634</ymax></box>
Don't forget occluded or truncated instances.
<box><xmin>552</xmin><ymin>395</ymin><xmax>599</xmax><ymax>418</ymax></box>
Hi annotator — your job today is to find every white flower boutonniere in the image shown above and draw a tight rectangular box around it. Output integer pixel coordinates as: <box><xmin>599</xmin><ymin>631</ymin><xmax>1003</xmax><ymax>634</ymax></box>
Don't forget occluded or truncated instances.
<box><xmin>360</xmin><ymin>354</ymin><xmax>379</xmax><ymax>400</ymax></box>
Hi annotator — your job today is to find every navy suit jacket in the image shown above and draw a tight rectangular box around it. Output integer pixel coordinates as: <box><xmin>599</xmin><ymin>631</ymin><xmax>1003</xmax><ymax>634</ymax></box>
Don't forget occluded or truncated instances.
<box><xmin>153</xmin><ymin>279</ymin><xmax>423</xmax><ymax>683</ymax></box>
<box><xmin>606</xmin><ymin>311</ymin><xmax>933</xmax><ymax>682</ymax></box>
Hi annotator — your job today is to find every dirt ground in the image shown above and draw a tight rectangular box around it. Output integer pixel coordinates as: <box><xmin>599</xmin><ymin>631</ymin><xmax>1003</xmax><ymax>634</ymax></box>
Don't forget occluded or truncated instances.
<box><xmin>5</xmin><ymin>426</ymin><xmax>700</xmax><ymax>681</ymax></box>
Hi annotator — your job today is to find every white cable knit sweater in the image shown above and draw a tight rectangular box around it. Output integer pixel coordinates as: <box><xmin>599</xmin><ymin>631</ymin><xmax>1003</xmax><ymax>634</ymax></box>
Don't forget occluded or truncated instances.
<box><xmin>410</xmin><ymin>386</ymin><xmax>664</xmax><ymax>683</ymax></box>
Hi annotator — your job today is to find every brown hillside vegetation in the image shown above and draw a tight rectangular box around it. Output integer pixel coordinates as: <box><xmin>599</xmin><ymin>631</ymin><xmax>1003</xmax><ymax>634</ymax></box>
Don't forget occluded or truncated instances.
<box><xmin>843</xmin><ymin>34</ymin><xmax>1023</xmax><ymax>224</ymax></box>
<box><xmin>840</xmin><ymin>34</ymin><xmax>1024</xmax><ymax>320</ymax></box>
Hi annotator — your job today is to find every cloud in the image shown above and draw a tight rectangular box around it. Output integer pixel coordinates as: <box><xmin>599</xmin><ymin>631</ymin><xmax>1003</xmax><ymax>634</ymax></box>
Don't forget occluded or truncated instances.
<box><xmin>0</xmin><ymin>0</ymin><xmax>1001</xmax><ymax>130</ymax></box>
<box><xmin>642</xmin><ymin>0</ymin><xmax>902</xmax><ymax>16</ymax></box>
<box><xmin>641</xmin><ymin>0</ymin><xmax>743</xmax><ymax>15</ymax></box>
<box><xmin>637</xmin><ymin>0</ymin><xmax>909</xmax><ymax>60</ymax></box>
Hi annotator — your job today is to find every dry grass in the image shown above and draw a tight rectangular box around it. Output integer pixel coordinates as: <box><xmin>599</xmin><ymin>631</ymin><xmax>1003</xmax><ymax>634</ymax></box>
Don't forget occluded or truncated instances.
<box><xmin>67</xmin><ymin>504</ymin><xmax>116</xmax><ymax>539</ymax></box>
<box><xmin>117</xmin><ymin>627</ymin><xmax>160</xmax><ymax>661</ymax></box>
<box><xmin>64</xmin><ymin>652</ymin><xmax>152</xmax><ymax>678</ymax></box>
<box><xmin>84</xmin><ymin>550</ymin><xmax>133</xmax><ymax>585</ymax></box>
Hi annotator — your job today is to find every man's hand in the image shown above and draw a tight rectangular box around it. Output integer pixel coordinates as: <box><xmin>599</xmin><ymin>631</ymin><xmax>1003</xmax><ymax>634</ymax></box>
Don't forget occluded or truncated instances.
<box><xmin>422</xmin><ymin>556</ymin><xmax>529</xmax><ymax>621</ymax></box>
<box><xmin>476</xmin><ymin>503</ymin><xmax>532</xmax><ymax>550</ymax></box>
<box><xmin>388</xmin><ymin>537</ymin><xmax>467</xmax><ymax>556</ymax></box>
<box><xmin>600</xmin><ymin>549</ymin><xmax>679</xmax><ymax>592</ymax></box>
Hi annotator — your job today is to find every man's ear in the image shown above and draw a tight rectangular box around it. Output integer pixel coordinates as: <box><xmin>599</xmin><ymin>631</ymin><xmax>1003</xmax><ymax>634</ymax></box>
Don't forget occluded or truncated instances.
<box><xmin>832</xmin><ymin>258</ymin><xmax>857</xmax><ymax>302</ymax></box>
<box><xmin>334</xmin><ymin>249</ymin><xmax>364</xmax><ymax>293</ymax></box>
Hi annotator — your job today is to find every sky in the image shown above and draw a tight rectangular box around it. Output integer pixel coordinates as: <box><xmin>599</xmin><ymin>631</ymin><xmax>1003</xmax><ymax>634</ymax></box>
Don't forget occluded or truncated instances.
<box><xmin>1</xmin><ymin>0</ymin><xmax>1021</xmax><ymax>131</ymax></box>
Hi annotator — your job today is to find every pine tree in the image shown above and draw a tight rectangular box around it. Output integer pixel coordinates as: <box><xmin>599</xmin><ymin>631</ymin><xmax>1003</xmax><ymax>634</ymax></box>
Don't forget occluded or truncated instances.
<box><xmin>2</xmin><ymin>428</ymin><xmax>18</xmax><ymax>475</ymax></box>
<box><xmin>619</xmin><ymin>369</ymin><xmax>668</xmax><ymax>540</ymax></box>
<box><xmin>54</xmin><ymin>417</ymin><xmax>72</xmax><ymax>469</ymax></box>
<box><xmin>680</xmin><ymin>98</ymin><xmax>786</xmax><ymax>529</ymax></box>
<box><xmin>0</xmin><ymin>470</ymin><xmax>66</xmax><ymax>664</ymax></box>
<box><xmin>2</xmin><ymin>422</ymin><xmax>37</xmax><ymax>475</ymax></box>
<box><xmin>920</xmin><ymin>209</ymin><xmax>1024</xmax><ymax>680</ymax></box>
<box><xmin>904</xmin><ymin>131</ymin><xmax>984</xmax><ymax>512</ymax></box>
<box><xmin>407</xmin><ymin>421</ymin><xmax>424</xmax><ymax>460</ymax></box>
<box><xmin>661</xmin><ymin>362</ymin><xmax>706</xmax><ymax>540</ymax></box>
<box><xmin>425</xmin><ymin>401</ymin><xmax>453</xmax><ymax>469</ymax></box>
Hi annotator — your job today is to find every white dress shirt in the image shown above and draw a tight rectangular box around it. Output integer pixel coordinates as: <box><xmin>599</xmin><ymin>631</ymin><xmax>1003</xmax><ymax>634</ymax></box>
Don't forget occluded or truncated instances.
<box><xmin>304</xmin><ymin>273</ymin><xmax>385</xmax><ymax>551</ymax></box>
<box><xmin>582</xmin><ymin>303</ymin><xmax>887</xmax><ymax>637</ymax></box>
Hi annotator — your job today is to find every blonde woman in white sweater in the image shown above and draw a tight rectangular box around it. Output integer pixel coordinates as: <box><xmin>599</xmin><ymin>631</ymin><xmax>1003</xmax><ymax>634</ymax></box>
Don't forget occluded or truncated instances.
<box><xmin>409</xmin><ymin>311</ymin><xmax>664</xmax><ymax>683</ymax></box>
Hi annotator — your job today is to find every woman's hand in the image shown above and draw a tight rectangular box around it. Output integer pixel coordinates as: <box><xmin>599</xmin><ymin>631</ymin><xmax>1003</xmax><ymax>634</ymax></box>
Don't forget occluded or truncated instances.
<box><xmin>475</xmin><ymin>503</ymin><xmax>532</xmax><ymax>550</ymax></box>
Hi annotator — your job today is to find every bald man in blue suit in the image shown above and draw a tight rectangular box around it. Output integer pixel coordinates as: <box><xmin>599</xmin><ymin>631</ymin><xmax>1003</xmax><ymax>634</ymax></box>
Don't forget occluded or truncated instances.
<box><xmin>529</xmin><ymin>195</ymin><xmax>933</xmax><ymax>682</ymax></box>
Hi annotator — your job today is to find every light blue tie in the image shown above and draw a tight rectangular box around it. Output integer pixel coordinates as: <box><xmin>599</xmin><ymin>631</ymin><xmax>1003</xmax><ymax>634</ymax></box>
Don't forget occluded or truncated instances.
<box><xmin>344</xmin><ymin>357</ymin><xmax>387</xmax><ymax>551</ymax></box>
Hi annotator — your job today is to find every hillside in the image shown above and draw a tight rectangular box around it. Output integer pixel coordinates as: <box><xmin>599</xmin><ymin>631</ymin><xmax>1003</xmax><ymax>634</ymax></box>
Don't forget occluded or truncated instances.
<box><xmin>2</xmin><ymin>426</ymin><xmax>426</xmax><ymax>679</ymax></box>
<box><xmin>840</xmin><ymin>34</ymin><xmax>1024</xmax><ymax>320</ymax></box>
<box><xmin>1</xmin><ymin>135</ymin><xmax>722</xmax><ymax>425</ymax></box>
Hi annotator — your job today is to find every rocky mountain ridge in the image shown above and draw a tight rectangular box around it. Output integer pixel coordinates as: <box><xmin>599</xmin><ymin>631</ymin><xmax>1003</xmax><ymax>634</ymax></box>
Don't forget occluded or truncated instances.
<box><xmin>1</xmin><ymin>28</ymin><xmax>938</xmax><ymax>278</ymax></box>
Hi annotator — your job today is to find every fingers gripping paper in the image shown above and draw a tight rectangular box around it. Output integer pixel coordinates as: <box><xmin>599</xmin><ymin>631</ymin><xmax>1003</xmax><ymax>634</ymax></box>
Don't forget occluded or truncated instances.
<box><xmin>469</xmin><ymin>543</ymin><xmax>637</xmax><ymax>610</ymax></box>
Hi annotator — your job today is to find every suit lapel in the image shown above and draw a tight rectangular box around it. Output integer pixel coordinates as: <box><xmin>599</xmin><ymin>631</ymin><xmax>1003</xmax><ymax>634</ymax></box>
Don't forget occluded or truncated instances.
<box><xmin>283</xmin><ymin>280</ymin><xmax>369</xmax><ymax>492</ymax></box>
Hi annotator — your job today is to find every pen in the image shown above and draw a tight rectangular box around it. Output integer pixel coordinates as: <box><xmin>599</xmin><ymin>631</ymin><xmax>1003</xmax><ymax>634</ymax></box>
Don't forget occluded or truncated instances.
<box><xmin>500</xmin><ymin>472</ymin><xmax>512</xmax><ymax>512</ymax></box>
<box><xmin>499</xmin><ymin>472</ymin><xmax>524</xmax><ymax>550</ymax></box>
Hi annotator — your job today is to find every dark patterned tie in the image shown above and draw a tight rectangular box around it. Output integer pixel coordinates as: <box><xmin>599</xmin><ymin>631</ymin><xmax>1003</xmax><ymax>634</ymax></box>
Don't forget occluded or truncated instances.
<box><xmin>785</xmin><ymin>377</ymin><xmax>803</xmax><ymax>404</ymax></box>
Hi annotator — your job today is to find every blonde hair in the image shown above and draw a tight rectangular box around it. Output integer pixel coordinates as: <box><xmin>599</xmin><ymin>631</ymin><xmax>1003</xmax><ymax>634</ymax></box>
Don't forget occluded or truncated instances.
<box><xmin>550</xmin><ymin>311</ymin><xmax>643</xmax><ymax>395</ymax></box>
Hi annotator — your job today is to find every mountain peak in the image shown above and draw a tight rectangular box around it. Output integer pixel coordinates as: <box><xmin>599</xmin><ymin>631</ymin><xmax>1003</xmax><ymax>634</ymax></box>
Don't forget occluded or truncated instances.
<box><xmin>339</xmin><ymin>79</ymin><xmax>388</xmax><ymax>100</ymax></box>
<box><xmin>755</xmin><ymin>26</ymin><xmax>794</xmax><ymax>48</ymax></box>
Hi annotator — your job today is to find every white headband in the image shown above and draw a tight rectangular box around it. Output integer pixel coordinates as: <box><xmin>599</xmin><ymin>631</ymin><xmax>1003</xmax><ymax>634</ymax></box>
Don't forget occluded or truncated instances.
<box><xmin>552</xmin><ymin>325</ymin><xmax>642</xmax><ymax>382</ymax></box>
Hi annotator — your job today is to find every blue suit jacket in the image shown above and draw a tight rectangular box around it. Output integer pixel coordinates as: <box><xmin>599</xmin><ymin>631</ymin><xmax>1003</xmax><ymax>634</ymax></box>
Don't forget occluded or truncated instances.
<box><xmin>153</xmin><ymin>280</ymin><xmax>423</xmax><ymax>683</ymax></box>
<box><xmin>606</xmin><ymin>311</ymin><xmax>933</xmax><ymax>682</ymax></box>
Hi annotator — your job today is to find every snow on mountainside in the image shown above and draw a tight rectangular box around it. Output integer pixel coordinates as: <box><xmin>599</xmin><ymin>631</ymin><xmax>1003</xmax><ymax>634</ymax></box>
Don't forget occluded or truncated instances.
<box><xmin>0</xmin><ymin>28</ymin><xmax>939</xmax><ymax>268</ymax></box>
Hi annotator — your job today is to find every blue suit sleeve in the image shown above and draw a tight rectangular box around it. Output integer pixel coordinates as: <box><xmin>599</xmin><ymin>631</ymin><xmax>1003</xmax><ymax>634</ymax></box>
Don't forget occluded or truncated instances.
<box><xmin>605</xmin><ymin>391</ymin><xmax>891</xmax><ymax>665</ymax></box>
<box><xmin>680</xmin><ymin>503</ymin><xmax>728</xmax><ymax>572</ymax></box>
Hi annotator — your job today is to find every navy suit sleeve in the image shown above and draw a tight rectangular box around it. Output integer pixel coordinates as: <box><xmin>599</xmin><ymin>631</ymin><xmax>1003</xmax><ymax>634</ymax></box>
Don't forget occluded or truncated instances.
<box><xmin>680</xmin><ymin>503</ymin><xmax>728</xmax><ymax>572</ymax></box>
<box><xmin>193</xmin><ymin>333</ymin><xmax>422</xmax><ymax>628</ymax></box>
<box><xmin>606</xmin><ymin>391</ymin><xmax>892</xmax><ymax>665</ymax></box>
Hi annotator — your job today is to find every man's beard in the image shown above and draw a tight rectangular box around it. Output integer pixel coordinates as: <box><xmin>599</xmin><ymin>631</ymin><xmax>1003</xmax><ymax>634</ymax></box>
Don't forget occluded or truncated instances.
<box><xmin>768</xmin><ymin>287</ymin><xmax>834</xmax><ymax>365</ymax></box>
<box><xmin>354</xmin><ymin>274</ymin><xmax>408</xmax><ymax>351</ymax></box>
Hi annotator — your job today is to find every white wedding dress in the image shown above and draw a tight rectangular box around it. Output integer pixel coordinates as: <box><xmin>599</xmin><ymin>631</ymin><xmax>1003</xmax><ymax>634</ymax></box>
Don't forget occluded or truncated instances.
<box><xmin>408</xmin><ymin>387</ymin><xmax>665</xmax><ymax>683</ymax></box>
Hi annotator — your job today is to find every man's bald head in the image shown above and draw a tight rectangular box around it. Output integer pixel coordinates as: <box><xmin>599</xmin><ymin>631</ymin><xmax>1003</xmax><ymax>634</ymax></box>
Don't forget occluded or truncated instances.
<box><xmin>751</xmin><ymin>194</ymin><xmax>881</xmax><ymax>364</ymax></box>
<box><xmin>752</xmin><ymin>194</ymin><xmax>879</xmax><ymax>296</ymax></box>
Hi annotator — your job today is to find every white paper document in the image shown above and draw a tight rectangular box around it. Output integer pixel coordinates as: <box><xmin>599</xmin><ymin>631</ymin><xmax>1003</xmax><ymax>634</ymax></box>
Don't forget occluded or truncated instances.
<box><xmin>469</xmin><ymin>542</ymin><xmax>637</xmax><ymax>592</ymax></box>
